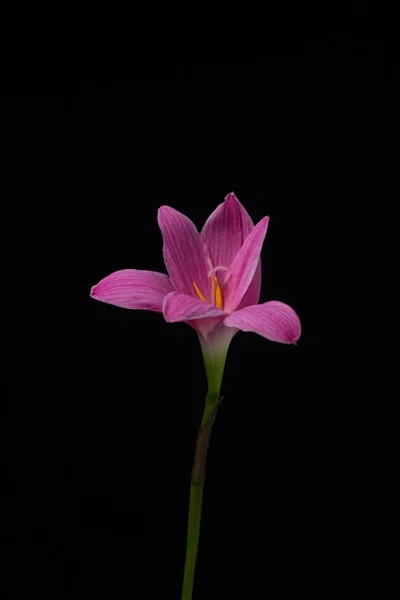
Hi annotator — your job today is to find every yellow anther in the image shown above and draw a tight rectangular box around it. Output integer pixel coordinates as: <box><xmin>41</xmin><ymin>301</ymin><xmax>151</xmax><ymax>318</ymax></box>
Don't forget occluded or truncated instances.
<box><xmin>193</xmin><ymin>281</ymin><xmax>205</xmax><ymax>301</ymax></box>
<box><xmin>214</xmin><ymin>277</ymin><xmax>223</xmax><ymax>309</ymax></box>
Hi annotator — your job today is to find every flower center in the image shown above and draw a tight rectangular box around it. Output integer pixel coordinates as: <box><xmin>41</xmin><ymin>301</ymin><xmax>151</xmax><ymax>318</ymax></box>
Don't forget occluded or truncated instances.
<box><xmin>192</xmin><ymin>264</ymin><xmax>229</xmax><ymax>309</ymax></box>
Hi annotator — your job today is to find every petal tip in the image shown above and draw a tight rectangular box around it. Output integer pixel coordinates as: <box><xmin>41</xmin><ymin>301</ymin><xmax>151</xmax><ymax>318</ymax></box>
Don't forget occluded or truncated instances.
<box><xmin>290</xmin><ymin>325</ymin><xmax>301</xmax><ymax>345</ymax></box>
<box><xmin>258</xmin><ymin>215</ymin><xmax>270</xmax><ymax>235</ymax></box>
<box><xmin>157</xmin><ymin>206</ymin><xmax>170</xmax><ymax>229</ymax></box>
<box><xmin>262</xmin><ymin>215</ymin><xmax>270</xmax><ymax>226</ymax></box>
<box><xmin>157</xmin><ymin>205</ymin><xmax>168</xmax><ymax>218</ymax></box>
<box><xmin>157</xmin><ymin>204</ymin><xmax>175</xmax><ymax>218</ymax></box>
<box><xmin>224</xmin><ymin>191</ymin><xmax>239</xmax><ymax>203</ymax></box>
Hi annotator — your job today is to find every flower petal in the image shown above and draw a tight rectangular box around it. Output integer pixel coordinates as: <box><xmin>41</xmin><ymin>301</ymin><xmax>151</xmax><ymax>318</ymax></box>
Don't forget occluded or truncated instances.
<box><xmin>200</xmin><ymin>192</ymin><xmax>255</xmax><ymax>269</ymax></box>
<box><xmin>163</xmin><ymin>292</ymin><xmax>227</xmax><ymax>323</ymax></box>
<box><xmin>158</xmin><ymin>206</ymin><xmax>210</xmax><ymax>300</ymax></box>
<box><xmin>90</xmin><ymin>269</ymin><xmax>174</xmax><ymax>312</ymax></box>
<box><xmin>223</xmin><ymin>301</ymin><xmax>301</xmax><ymax>344</ymax></box>
<box><xmin>223</xmin><ymin>216</ymin><xmax>269</xmax><ymax>313</ymax></box>
<box><xmin>237</xmin><ymin>258</ymin><xmax>262</xmax><ymax>310</ymax></box>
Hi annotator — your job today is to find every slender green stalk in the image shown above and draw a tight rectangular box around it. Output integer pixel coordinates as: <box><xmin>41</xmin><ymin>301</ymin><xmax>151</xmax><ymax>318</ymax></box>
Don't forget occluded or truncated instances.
<box><xmin>181</xmin><ymin>482</ymin><xmax>204</xmax><ymax>600</ymax></box>
<box><xmin>181</xmin><ymin>392</ymin><xmax>222</xmax><ymax>600</ymax></box>
<box><xmin>181</xmin><ymin>333</ymin><xmax>230</xmax><ymax>599</ymax></box>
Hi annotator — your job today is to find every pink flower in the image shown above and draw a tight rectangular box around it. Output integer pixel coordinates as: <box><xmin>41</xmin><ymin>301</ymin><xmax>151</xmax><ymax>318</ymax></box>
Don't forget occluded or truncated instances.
<box><xmin>90</xmin><ymin>193</ymin><xmax>301</xmax><ymax>382</ymax></box>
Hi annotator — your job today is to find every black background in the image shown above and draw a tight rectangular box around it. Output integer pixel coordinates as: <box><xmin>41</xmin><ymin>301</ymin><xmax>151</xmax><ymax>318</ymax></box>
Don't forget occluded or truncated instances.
<box><xmin>1</xmin><ymin>5</ymin><xmax>393</xmax><ymax>597</ymax></box>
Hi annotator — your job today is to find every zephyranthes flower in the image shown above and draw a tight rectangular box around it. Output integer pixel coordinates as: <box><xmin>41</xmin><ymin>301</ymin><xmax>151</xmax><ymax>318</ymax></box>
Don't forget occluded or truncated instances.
<box><xmin>91</xmin><ymin>193</ymin><xmax>300</xmax><ymax>381</ymax></box>
<box><xmin>90</xmin><ymin>192</ymin><xmax>301</xmax><ymax>599</ymax></box>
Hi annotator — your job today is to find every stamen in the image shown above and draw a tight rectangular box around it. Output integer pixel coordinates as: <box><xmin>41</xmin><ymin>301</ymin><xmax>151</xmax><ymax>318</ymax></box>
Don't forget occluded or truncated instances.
<box><xmin>193</xmin><ymin>281</ymin><xmax>205</xmax><ymax>301</ymax></box>
<box><xmin>215</xmin><ymin>277</ymin><xmax>223</xmax><ymax>309</ymax></box>
<box><xmin>207</xmin><ymin>265</ymin><xmax>229</xmax><ymax>308</ymax></box>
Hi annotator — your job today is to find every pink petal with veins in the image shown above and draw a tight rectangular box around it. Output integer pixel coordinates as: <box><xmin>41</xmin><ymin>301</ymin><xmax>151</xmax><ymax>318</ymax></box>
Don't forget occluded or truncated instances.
<box><xmin>224</xmin><ymin>301</ymin><xmax>301</xmax><ymax>344</ymax></box>
<box><xmin>201</xmin><ymin>192</ymin><xmax>255</xmax><ymax>269</ymax></box>
<box><xmin>223</xmin><ymin>216</ymin><xmax>269</xmax><ymax>313</ymax></box>
<box><xmin>158</xmin><ymin>206</ymin><xmax>211</xmax><ymax>300</ymax></box>
<box><xmin>90</xmin><ymin>269</ymin><xmax>174</xmax><ymax>312</ymax></box>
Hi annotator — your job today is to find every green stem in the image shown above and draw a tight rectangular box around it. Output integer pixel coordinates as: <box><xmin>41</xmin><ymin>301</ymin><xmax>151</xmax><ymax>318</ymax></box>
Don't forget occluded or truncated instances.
<box><xmin>181</xmin><ymin>482</ymin><xmax>204</xmax><ymax>600</ymax></box>
<box><xmin>181</xmin><ymin>391</ymin><xmax>223</xmax><ymax>600</ymax></box>
<box><xmin>181</xmin><ymin>332</ymin><xmax>231</xmax><ymax>599</ymax></box>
